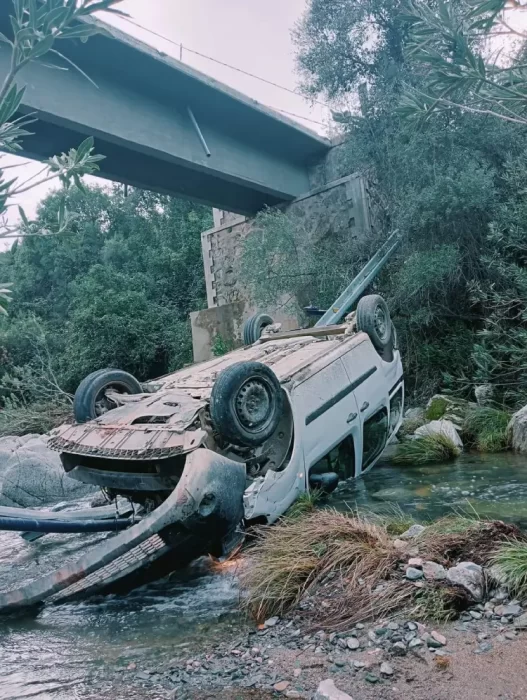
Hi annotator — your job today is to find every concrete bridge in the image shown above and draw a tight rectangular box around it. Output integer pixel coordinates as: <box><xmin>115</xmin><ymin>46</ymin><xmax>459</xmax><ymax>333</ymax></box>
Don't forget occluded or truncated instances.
<box><xmin>0</xmin><ymin>11</ymin><xmax>331</xmax><ymax>215</ymax></box>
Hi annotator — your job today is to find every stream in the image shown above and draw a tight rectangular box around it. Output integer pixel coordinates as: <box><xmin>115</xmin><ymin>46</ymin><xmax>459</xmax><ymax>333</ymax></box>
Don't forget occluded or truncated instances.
<box><xmin>1</xmin><ymin>451</ymin><xmax>526</xmax><ymax>699</ymax></box>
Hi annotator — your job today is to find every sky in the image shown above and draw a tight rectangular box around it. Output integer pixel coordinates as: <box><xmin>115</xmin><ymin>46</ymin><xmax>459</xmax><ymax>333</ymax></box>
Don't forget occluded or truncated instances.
<box><xmin>4</xmin><ymin>0</ymin><xmax>330</xmax><ymax>237</ymax></box>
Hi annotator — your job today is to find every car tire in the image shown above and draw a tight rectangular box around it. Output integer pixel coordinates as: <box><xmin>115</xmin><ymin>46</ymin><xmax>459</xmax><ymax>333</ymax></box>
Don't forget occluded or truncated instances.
<box><xmin>356</xmin><ymin>294</ymin><xmax>393</xmax><ymax>355</ymax></box>
<box><xmin>242</xmin><ymin>313</ymin><xmax>274</xmax><ymax>345</ymax></box>
<box><xmin>74</xmin><ymin>369</ymin><xmax>142</xmax><ymax>423</ymax></box>
<box><xmin>210</xmin><ymin>361</ymin><xmax>283</xmax><ymax>447</ymax></box>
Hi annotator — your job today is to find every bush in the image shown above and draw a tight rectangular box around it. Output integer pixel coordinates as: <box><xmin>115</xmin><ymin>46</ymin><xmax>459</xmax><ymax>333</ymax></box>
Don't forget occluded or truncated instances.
<box><xmin>0</xmin><ymin>398</ymin><xmax>71</xmax><ymax>437</ymax></box>
<box><xmin>463</xmin><ymin>406</ymin><xmax>511</xmax><ymax>452</ymax></box>
<box><xmin>490</xmin><ymin>541</ymin><xmax>527</xmax><ymax>597</ymax></box>
<box><xmin>392</xmin><ymin>434</ymin><xmax>461</xmax><ymax>466</ymax></box>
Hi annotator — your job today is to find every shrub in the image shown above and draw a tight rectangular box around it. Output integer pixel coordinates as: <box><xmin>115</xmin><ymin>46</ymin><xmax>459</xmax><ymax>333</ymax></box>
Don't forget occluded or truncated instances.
<box><xmin>490</xmin><ymin>540</ymin><xmax>527</xmax><ymax>596</ymax></box>
<box><xmin>463</xmin><ymin>406</ymin><xmax>511</xmax><ymax>452</ymax></box>
<box><xmin>392</xmin><ymin>434</ymin><xmax>461</xmax><ymax>466</ymax></box>
<box><xmin>0</xmin><ymin>398</ymin><xmax>71</xmax><ymax>437</ymax></box>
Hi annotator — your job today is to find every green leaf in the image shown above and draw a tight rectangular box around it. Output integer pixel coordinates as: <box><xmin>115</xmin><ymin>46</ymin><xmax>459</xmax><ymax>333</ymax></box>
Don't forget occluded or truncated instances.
<box><xmin>29</xmin><ymin>34</ymin><xmax>55</xmax><ymax>59</ymax></box>
<box><xmin>57</xmin><ymin>24</ymin><xmax>99</xmax><ymax>41</ymax></box>
<box><xmin>18</xmin><ymin>206</ymin><xmax>29</xmax><ymax>226</ymax></box>
<box><xmin>75</xmin><ymin>135</ymin><xmax>94</xmax><ymax>161</ymax></box>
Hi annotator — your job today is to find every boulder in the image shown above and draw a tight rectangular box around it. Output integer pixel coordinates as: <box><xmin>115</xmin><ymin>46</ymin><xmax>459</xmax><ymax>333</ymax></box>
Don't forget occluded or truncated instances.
<box><xmin>314</xmin><ymin>679</ymin><xmax>354</xmax><ymax>700</ymax></box>
<box><xmin>446</xmin><ymin>562</ymin><xmax>484</xmax><ymax>601</ymax></box>
<box><xmin>474</xmin><ymin>384</ymin><xmax>495</xmax><ymax>407</ymax></box>
<box><xmin>414</xmin><ymin>419</ymin><xmax>463</xmax><ymax>449</ymax></box>
<box><xmin>0</xmin><ymin>438</ymin><xmax>96</xmax><ymax>507</ymax></box>
<box><xmin>425</xmin><ymin>395</ymin><xmax>471</xmax><ymax>427</ymax></box>
<box><xmin>400</xmin><ymin>524</ymin><xmax>426</xmax><ymax>540</ymax></box>
<box><xmin>509</xmin><ymin>405</ymin><xmax>527</xmax><ymax>452</ymax></box>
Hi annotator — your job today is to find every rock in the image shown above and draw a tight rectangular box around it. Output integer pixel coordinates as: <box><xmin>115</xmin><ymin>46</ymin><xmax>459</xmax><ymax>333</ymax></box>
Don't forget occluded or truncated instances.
<box><xmin>430</xmin><ymin>631</ymin><xmax>447</xmax><ymax>646</ymax></box>
<box><xmin>365</xmin><ymin>673</ymin><xmax>379</xmax><ymax>684</ymax></box>
<box><xmin>393</xmin><ymin>539</ymin><xmax>407</xmax><ymax>549</ymax></box>
<box><xmin>387</xmin><ymin>622</ymin><xmax>400</xmax><ymax>631</ymax></box>
<box><xmin>408</xmin><ymin>638</ymin><xmax>423</xmax><ymax>649</ymax></box>
<box><xmin>509</xmin><ymin>405</ymin><xmax>527</xmax><ymax>452</ymax></box>
<box><xmin>404</xmin><ymin>407</ymin><xmax>426</xmax><ymax>422</ymax></box>
<box><xmin>286</xmin><ymin>692</ymin><xmax>301</xmax><ymax>699</ymax></box>
<box><xmin>514</xmin><ymin>612</ymin><xmax>527</xmax><ymax>629</ymax></box>
<box><xmin>380</xmin><ymin>662</ymin><xmax>394</xmax><ymax>677</ymax></box>
<box><xmin>400</xmin><ymin>524</ymin><xmax>426</xmax><ymax>540</ymax></box>
<box><xmin>474</xmin><ymin>642</ymin><xmax>493</xmax><ymax>654</ymax></box>
<box><xmin>273</xmin><ymin>681</ymin><xmax>290</xmax><ymax>692</ymax></box>
<box><xmin>392</xmin><ymin>642</ymin><xmax>407</xmax><ymax>656</ymax></box>
<box><xmin>494</xmin><ymin>604</ymin><xmax>522</xmax><ymax>617</ymax></box>
<box><xmin>469</xmin><ymin>611</ymin><xmax>482</xmax><ymax>620</ymax></box>
<box><xmin>505</xmin><ymin>631</ymin><xmax>517</xmax><ymax>640</ymax></box>
<box><xmin>346</xmin><ymin>637</ymin><xmax>360</xmax><ymax>650</ymax></box>
<box><xmin>264</xmin><ymin>616</ymin><xmax>280</xmax><ymax>628</ymax></box>
<box><xmin>408</xmin><ymin>557</ymin><xmax>423</xmax><ymax>568</ymax></box>
<box><xmin>314</xmin><ymin>679</ymin><xmax>354</xmax><ymax>700</ymax></box>
<box><xmin>422</xmin><ymin>561</ymin><xmax>447</xmax><ymax>581</ymax></box>
<box><xmin>474</xmin><ymin>384</ymin><xmax>494</xmax><ymax>407</ymax></box>
<box><xmin>406</xmin><ymin>567</ymin><xmax>424</xmax><ymax>581</ymax></box>
<box><xmin>0</xmin><ymin>440</ymin><xmax>96</xmax><ymax>507</ymax></box>
<box><xmin>414</xmin><ymin>419</ymin><xmax>463</xmax><ymax>449</ymax></box>
<box><xmin>446</xmin><ymin>562</ymin><xmax>484</xmax><ymax>601</ymax></box>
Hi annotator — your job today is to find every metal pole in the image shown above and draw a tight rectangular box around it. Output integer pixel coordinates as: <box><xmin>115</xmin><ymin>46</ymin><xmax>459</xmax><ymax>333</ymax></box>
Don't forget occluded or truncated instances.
<box><xmin>188</xmin><ymin>106</ymin><xmax>211</xmax><ymax>157</ymax></box>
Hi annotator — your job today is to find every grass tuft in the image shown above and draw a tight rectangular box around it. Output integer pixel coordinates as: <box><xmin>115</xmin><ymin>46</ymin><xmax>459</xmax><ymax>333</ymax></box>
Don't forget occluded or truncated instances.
<box><xmin>285</xmin><ymin>489</ymin><xmax>324</xmax><ymax>520</ymax></box>
<box><xmin>0</xmin><ymin>400</ymin><xmax>72</xmax><ymax>437</ymax></box>
<box><xmin>463</xmin><ymin>406</ymin><xmax>511</xmax><ymax>452</ymax></box>
<box><xmin>489</xmin><ymin>540</ymin><xmax>527</xmax><ymax>596</ymax></box>
<box><xmin>414</xmin><ymin>585</ymin><xmax>466</xmax><ymax>622</ymax></box>
<box><xmin>241</xmin><ymin>509</ymin><xmax>398</xmax><ymax>623</ymax></box>
<box><xmin>392</xmin><ymin>433</ymin><xmax>461</xmax><ymax>466</ymax></box>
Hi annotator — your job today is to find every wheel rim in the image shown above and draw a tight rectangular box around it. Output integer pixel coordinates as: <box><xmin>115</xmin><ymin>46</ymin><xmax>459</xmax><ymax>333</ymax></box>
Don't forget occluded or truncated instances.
<box><xmin>93</xmin><ymin>382</ymin><xmax>131</xmax><ymax>417</ymax></box>
<box><xmin>234</xmin><ymin>378</ymin><xmax>272</xmax><ymax>430</ymax></box>
<box><xmin>374</xmin><ymin>306</ymin><xmax>390</xmax><ymax>342</ymax></box>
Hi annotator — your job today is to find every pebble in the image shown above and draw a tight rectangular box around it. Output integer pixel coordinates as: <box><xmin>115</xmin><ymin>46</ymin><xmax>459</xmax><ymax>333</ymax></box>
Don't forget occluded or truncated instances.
<box><xmin>431</xmin><ymin>631</ymin><xmax>447</xmax><ymax>646</ymax></box>
<box><xmin>406</xmin><ymin>567</ymin><xmax>424</xmax><ymax>581</ymax></box>
<box><xmin>474</xmin><ymin>642</ymin><xmax>493</xmax><ymax>654</ymax></box>
<box><xmin>315</xmin><ymin>679</ymin><xmax>354</xmax><ymax>700</ymax></box>
<box><xmin>494</xmin><ymin>604</ymin><xmax>522</xmax><ymax>617</ymax></box>
<box><xmin>353</xmin><ymin>661</ymin><xmax>366</xmax><ymax>669</ymax></box>
<box><xmin>380</xmin><ymin>661</ymin><xmax>394</xmax><ymax>676</ymax></box>
<box><xmin>274</xmin><ymin>681</ymin><xmax>290</xmax><ymax>692</ymax></box>
<box><xmin>387</xmin><ymin>622</ymin><xmax>400</xmax><ymax>631</ymax></box>
<box><xmin>346</xmin><ymin>637</ymin><xmax>360</xmax><ymax>650</ymax></box>
<box><xmin>392</xmin><ymin>642</ymin><xmax>407</xmax><ymax>656</ymax></box>
<box><xmin>469</xmin><ymin>611</ymin><xmax>482</xmax><ymax>620</ymax></box>
<box><xmin>408</xmin><ymin>557</ymin><xmax>423</xmax><ymax>568</ymax></box>
<box><xmin>286</xmin><ymin>693</ymin><xmax>301</xmax><ymax>699</ymax></box>
<box><xmin>265</xmin><ymin>617</ymin><xmax>280</xmax><ymax>628</ymax></box>
<box><xmin>365</xmin><ymin>673</ymin><xmax>380</xmax><ymax>683</ymax></box>
<box><xmin>293</xmin><ymin>668</ymin><xmax>302</xmax><ymax>678</ymax></box>
<box><xmin>408</xmin><ymin>638</ymin><xmax>424</xmax><ymax>649</ymax></box>
<box><xmin>401</xmin><ymin>524</ymin><xmax>426</xmax><ymax>539</ymax></box>
<box><xmin>505</xmin><ymin>631</ymin><xmax>517</xmax><ymax>640</ymax></box>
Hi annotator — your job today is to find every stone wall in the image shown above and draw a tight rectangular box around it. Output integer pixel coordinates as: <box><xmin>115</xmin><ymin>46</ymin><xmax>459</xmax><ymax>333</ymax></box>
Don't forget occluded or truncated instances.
<box><xmin>203</xmin><ymin>171</ymin><xmax>372</xmax><ymax>310</ymax></box>
<box><xmin>192</xmin><ymin>141</ymin><xmax>377</xmax><ymax>361</ymax></box>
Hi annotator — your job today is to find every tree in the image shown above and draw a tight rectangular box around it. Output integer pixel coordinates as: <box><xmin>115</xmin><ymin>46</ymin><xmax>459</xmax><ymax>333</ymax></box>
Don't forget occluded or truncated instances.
<box><xmin>0</xmin><ymin>0</ymin><xmax>127</xmax><ymax>313</ymax></box>
<box><xmin>0</xmin><ymin>184</ymin><xmax>211</xmax><ymax>396</ymax></box>
<box><xmin>400</xmin><ymin>0</ymin><xmax>527</xmax><ymax>126</ymax></box>
<box><xmin>273</xmin><ymin>0</ymin><xmax>527</xmax><ymax>406</ymax></box>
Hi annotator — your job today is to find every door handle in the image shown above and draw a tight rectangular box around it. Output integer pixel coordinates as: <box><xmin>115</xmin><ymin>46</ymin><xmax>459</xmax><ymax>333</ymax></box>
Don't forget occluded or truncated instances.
<box><xmin>360</xmin><ymin>401</ymin><xmax>369</xmax><ymax>412</ymax></box>
<box><xmin>346</xmin><ymin>412</ymin><xmax>357</xmax><ymax>424</ymax></box>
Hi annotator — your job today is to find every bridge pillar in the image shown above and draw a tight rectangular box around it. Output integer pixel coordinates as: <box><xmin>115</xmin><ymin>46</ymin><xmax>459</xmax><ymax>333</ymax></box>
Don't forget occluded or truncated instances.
<box><xmin>190</xmin><ymin>143</ymin><xmax>377</xmax><ymax>362</ymax></box>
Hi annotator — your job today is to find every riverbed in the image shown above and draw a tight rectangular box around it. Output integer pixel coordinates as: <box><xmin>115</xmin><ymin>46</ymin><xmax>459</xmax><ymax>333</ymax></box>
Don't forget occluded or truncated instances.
<box><xmin>1</xmin><ymin>452</ymin><xmax>526</xmax><ymax>699</ymax></box>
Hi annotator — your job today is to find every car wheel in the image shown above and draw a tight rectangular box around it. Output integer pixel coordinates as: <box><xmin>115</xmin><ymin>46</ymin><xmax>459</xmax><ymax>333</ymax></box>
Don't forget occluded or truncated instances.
<box><xmin>242</xmin><ymin>313</ymin><xmax>274</xmax><ymax>345</ymax></box>
<box><xmin>356</xmin><ymin>295</ymin><xmax>393</xmax><ymax>355</ymax></box>
<box><xmin>210</xmin><ymin>361</ymin><xmax>283</xmax><ymax>447</ymax></box>
<box><xmin>74</xmin><ymin>369</ymin><xmax>142</xmax><ymax>423</ymax></box>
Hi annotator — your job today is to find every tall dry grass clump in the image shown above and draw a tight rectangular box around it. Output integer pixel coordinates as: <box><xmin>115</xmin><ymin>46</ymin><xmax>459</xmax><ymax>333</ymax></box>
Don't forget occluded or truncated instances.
<box><xmin>241</xmin><ymin>509</ymin><xmax>399</xmax><ymax>623</ymax></box>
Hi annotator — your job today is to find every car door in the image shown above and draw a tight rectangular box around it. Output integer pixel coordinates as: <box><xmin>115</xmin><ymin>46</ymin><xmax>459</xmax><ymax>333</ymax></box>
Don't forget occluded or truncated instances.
<box><xmin>291</xmin><ymin>357</ymin><xmax>360</xmax><ymax>472</ymax></box>
<box><xmin>340</xmin><ymin>337</ymin><xmax>386</xmax><ymax>425</ymax></box>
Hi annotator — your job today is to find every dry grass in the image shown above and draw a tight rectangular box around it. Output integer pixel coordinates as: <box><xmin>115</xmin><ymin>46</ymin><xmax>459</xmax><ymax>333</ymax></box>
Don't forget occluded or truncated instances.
<box><xmin>419</xmin><ymin>517</ymin><xmax>522</xmax><ymax>566</ymax></box>
<box><xmin>241</xmin><ymin>509</ymin><xmax>399</xmax><ymax>623</ymax></box>
<box><xmin>240</xmin><ymin>509</ymin><xmax>524</xmax><ymax>630</ymax></box>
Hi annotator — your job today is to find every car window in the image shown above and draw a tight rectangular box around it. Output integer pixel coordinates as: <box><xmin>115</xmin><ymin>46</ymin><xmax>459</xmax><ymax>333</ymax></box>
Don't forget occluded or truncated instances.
<box><xmin>362</xmin><ymin>407</ymin><xmax>388</xmax><ymax>469</ymax></box>
<box><xmin>389</xmin><ymin>386</ymin><xmax>403</xmax><ymax>434</ymax></box>
<box><xmin>311</xmin><ymin>434</ymin><xmax>356</xmax><ymax>480</ymax></box>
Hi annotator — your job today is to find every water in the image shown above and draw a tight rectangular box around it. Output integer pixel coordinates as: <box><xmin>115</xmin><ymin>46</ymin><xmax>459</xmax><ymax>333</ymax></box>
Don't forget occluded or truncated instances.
<box><xmin>1</xmin><ymin>451</ymin><xmax>527</xmax><ymax>698</ymax></box>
